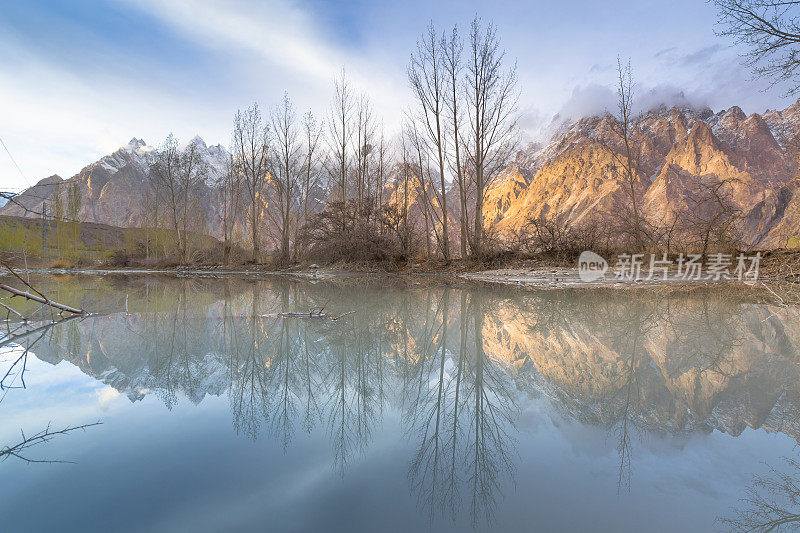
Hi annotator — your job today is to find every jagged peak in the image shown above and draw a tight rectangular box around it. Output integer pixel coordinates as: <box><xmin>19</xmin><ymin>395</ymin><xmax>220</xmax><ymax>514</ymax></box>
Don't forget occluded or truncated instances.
<box><xmin>188</xmin><ymin>135</ymin><xmax>207</xmax><ymax>149</ymax></box>
<box><xmin>125</xmin><ymin>138</ymin><xmax>147</xmax><ymax>151</ymax></box>
<box><xmin>35</xmin><ymin>174</ymin><xmax>63</xmax><ymax>186</ymax></box>
<box><xmin>721</xmin><ymin>106</ymin><xmax>746</xmax><ymax>121</ymax></box>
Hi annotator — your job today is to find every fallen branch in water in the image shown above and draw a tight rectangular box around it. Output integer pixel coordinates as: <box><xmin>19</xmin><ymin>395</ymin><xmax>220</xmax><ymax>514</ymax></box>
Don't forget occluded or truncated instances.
<box><xmin>0</xmin><ymin>314</ymin><xmax>84</xmax><ymax>351</ymax></box>
<box><xmin>0</xmin><ymin>300</ymin><xmax>25</xmax><ymax>321</ymax></box>
<box><xmin>0</xmin><ymin>422</ymin><xmax>102</xmax><ymax>464</ymax></box>
<box><xmin>0</xmin><ymin>262</ymin><xmax>87</xmax><ymax>316</ymax></box>
<box><xmin>260</xmin><ymin>310</ymin><xmax>356</xmax><ymax>320</ymax></box>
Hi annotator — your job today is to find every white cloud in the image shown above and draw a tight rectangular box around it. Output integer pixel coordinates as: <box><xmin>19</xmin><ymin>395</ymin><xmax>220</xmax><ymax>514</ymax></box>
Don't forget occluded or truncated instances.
<box><xmin>96</xmin><ymin>385</ymin><xmax>122</xmax><ymax>410</ymax></box>
<box><xmin>120</xmin><ymin>0</ymin><xmax>408</xmax><ymax>135</ymax></box>
<box><xmin>2</xmin><ymin>0</ymin><xmax>797</xmax><ymax>193</ymax></box>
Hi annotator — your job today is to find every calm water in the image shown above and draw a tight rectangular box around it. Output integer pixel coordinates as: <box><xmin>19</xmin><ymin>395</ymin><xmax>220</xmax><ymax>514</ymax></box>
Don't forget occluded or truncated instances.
<box><xmin>1</xmin><ymin>275</ymin><xmax>800</xmax><ymax>532</ymax></box>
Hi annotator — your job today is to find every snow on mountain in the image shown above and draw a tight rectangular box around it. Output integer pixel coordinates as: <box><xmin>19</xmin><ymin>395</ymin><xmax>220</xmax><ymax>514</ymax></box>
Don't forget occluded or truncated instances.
<box><xmin>187</xmin><ymin>135</ymin><xmax>229</xmax><ymax>186</ymax></box>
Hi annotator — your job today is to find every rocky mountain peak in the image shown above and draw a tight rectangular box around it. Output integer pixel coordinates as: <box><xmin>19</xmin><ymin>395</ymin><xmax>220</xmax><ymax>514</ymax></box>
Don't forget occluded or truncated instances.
<box><xmin>36</xmin><ymin>174</ymin><xmax>63</xmax><ymax>186</ymax></box>
<box><xmin>125</xmin><ymin>138</ymin><xmax>147</xmax><ymax>151</ymax></box>
<box><xmin>188</xmin><ymin>135</ymin><xmax>207</xmax><ymax>149</ymax></box>
<box><xmin>723</xmin><ymin>106</ymin><xmax>746</xmax><ymax>122</ymax></box>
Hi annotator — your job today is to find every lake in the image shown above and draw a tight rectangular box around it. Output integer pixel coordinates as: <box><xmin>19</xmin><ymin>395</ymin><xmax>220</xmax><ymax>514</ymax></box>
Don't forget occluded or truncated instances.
<box><xmin>1</xmin><ymin>275</ymin><xmax>799</xmax><ymax>532</ymax></box>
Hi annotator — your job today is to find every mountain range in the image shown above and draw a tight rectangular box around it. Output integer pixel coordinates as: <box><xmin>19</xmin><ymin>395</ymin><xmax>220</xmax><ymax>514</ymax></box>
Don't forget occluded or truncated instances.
<box><xmin>3</xmin><ymin>100</ymin><xmax>800</xmax><ymax>249</ymax></box>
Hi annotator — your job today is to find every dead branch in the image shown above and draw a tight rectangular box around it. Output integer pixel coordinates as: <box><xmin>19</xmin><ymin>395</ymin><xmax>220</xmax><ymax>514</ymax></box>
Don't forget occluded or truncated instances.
<box><xmin>0</xmin><ymin>314</ymin><xmax>83</xmax><ymax>351</ymax></box>
<box><xmin>0</xmin><ymin>262</ymin><xmax>86</xmax><ymax>316</ymax></box>
<box><xmin>259</xmin><ymin>309</ymin><xmax>357</xmax><ymax>320</ymax></box>
<box><xmin>0</xmin><ymin>422</ymin><xmax>102</xmax><ymax>464</ymax></box>
<box><xmin>0</xmin><ymin>300</ymin><xmax>26</xmax><ymax>321</ymax></box>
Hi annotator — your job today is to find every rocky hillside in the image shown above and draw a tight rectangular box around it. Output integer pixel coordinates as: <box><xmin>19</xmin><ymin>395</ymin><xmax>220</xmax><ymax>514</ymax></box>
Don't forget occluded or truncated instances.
<box><xmin>0</xmin><ymin>137</ymin><xmax>232</xmax><ymax>236</ymax></box>
<box><xmin>485</xmin><ymin>101</ymin><xmax>800</xmax><ymax>249</ymax></box>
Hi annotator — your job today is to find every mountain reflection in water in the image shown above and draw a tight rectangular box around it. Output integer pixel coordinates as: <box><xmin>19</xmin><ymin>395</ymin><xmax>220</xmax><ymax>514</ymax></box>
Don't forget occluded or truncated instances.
<box><xmin>3</xmin><ymin>275</ymin><xmax>800</xmax><ymax>531</ymax></box>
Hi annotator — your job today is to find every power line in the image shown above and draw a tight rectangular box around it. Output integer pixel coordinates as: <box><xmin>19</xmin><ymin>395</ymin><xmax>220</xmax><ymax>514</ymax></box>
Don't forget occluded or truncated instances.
<box><xmin>0</xmin><ymin>136</ymin><xmax>31</xmax><ymax>188</ymax></box>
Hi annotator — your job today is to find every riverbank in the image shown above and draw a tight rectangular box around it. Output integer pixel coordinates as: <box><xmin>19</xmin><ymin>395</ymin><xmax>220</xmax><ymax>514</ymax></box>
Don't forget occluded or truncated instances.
<box><xmin>2</xmin><ymin>262</ymin><xmax>771</xmax><ymax>290</ymax></box>
<box><xmin>4</xmin><ymin>250</ymin><xmax>798</xmax><ymax>294</ymax></box>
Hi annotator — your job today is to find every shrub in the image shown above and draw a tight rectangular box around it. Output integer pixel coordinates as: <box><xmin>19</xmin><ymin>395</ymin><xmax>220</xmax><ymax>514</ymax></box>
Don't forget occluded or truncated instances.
<box><xmin>300</xmin><ymin>200</ymin><xmax>409</xmax><ymax>268</ymax></box>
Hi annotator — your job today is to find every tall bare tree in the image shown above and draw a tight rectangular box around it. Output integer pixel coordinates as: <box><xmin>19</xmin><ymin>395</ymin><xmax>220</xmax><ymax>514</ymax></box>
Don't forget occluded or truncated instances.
<box><xmin>714</xmin><ymin>0</ymin><xmax>800</xmax><ymax>94</ymax></box>
<box><xmin>464</xmin><ymin>17</ymin><xmax>519</xmax><ymax>258</ymax></box>
<box><xmin>233</xmin><ymin>104</ymin><xmax>271</xmax><ymax>263</ymax></box>
<box><xmin>221</xmin><ymin>150</ymin><xmax>241</xmax><ymax>264</ymax></box>
<box><xmin>354</xmin><ymin>93</ymin><xmax>375</xmax><ymax>216</ymax></box>
<box><xmin>610</xmin><ymin>58</ymin><xmax>647</xmax><ymax>252</ymax></box>
<box><xmin>270</xmin><ymin>92</ymin><xmax>302</xmax><ymax>262</ymax></box>
<box><xmin>444</xmin><ymin>24</ymin><xmax>469</xmax><ymax>258</ymax></box>
<box><xmin>150</xmin><ymin>134</ymin><xmax>182</xmax><ymax>259</ymax></box>
<box><xmin>178</xmin><ymin>139</ymin><xmax>207</xmax><ymax>262</ymax></box>
<box><xmin>150</xmin><ymin>135</ymin><xmax>205</xmax><ymax>263</ymax></box>
<box><xmin>375</xmin><ymin>128</ymin><xmax>389</xmax><ymax>229</ymax></box>
<box><xmin>406</xmin><ymin>120</ymin><xmax>434</xmax><ymax>259</ymax></box>
<box><xmin>409</xmin><ymin>22</ymin><xmax>451</xmax><ymax>260</ymax></box>
<box><xmin>327</xmin><ymin>69</ymin><xmax>354</xmax><ymax>231</ymax></box>
<box><xmin>300</xmin><ymin>110</ymin><xmax>324</xmax><ymax>252</ymax></box>
<box><xmin>66</xmin><ymin>181</ymin><xmax>81</xmax><ymax>256</ymax></box>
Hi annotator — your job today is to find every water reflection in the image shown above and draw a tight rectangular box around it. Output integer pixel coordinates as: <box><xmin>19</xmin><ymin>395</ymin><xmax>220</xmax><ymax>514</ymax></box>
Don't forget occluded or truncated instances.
<box><xmin>720</xmin><ymin>454</ymin><xmax>800</xmax><ymax>531</ymax></box>
<box><xmin>7</xmin><ymin>276</ymin><xmax>800</xmax><ymax>527</ymax></box>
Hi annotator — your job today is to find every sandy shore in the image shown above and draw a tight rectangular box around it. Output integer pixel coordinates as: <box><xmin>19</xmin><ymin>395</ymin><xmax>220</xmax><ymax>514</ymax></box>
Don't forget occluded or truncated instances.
<box><xmin>457</xmin><ymin>267</ymin><xmax>740</xmax><ymax>288</ymax></box>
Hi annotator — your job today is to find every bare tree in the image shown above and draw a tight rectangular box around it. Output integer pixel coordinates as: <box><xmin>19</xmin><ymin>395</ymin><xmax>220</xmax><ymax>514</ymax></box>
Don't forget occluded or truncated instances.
<box><xmin>354</xmin><ymin>93</ymin><xmax>375</xmax><ymax>216</ymax></box>
<box><xmin>683</xmin><ymin>176</ymin><xmax>742</xmax><ymax>256</ymax></box>
<box><xmin>609</xmin><ymin>58</ymin><xmax>648</xmax><ymax>252</ymax></box>
<box><xmin>406</xmin><ymin>120</ymin><xmax>434</xmax><ymax>259</ymax></box>
<box><xmin>150</xmin><ymin>134</ymin><xmax>183</xmax><ymax>260</ymax></box>
<box><xmin>66</xmin><ymin>181</ymin><xmax>81</xmax><ymax>256</ymax></box>
<box><xmin>718</xmin><ymin>456</ymin><xmax>800</xmax><ymax>531</ymax></box>
<box><xmin>221</xmin><ymin>150</ymin><xmax>242</xmax><ymax>264</ymax></box>
<box><xmin>269</xmin><ymin>92</ymin><xmax>302</xmax><ymax>263</ymax></box>
<box><xmin>327</xmin><ymin>69</ymin><xmax>354</xmax><ymax>230</ymax></box>
<box><xmin>714</xmin><ymin>0</ymin><xmax>800</xmax><ymax>94</ymax></box>
<box><xmin>233</xmin><ymin>103</ymin><xmax>271</xmax><ymax>263</ymax></box>
<box><xmin>409</xmin><ymin>22</ymin><xmax>451</xmax><ymax>260</ymax></box>
<box><xmin>375</xmin><ymin>127</ymin><xmax>389</xmax><ymax>228</ymax></box>
<box><xmin>299</xmin><ymin>110</ymin><xmax>324</xmax><ymax>254</ymax></box>
<box><xmin>177</xmin><ymin>139</ymin><xmax>207</xmax><ymax>262</ymax></box>
<box><xmin>149</xmin><ymin>135</ymin><xmax>208</xmax><ymax>262</ymax></box>
<box><xmin>464</xmin><ymin>17</ymin><xmax>519</xmax><ymax>258</ymax></box>
<box><xmin>444</xmin><ymin>24</ymin><xmax>470</xmax><ymax>258</ymax></box>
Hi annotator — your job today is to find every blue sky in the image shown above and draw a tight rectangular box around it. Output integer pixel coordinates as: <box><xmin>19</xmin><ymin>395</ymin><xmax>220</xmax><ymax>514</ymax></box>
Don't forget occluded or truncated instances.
<box><xmin>1</xmin><ymin>0</ymin><xmax>796</xmax><ymax>191</ymax></box>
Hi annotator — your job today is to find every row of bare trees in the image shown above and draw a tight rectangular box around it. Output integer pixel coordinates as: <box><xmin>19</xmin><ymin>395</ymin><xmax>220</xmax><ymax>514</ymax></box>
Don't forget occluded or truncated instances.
<box><xmin>174</xmin><ymin>16</ymin><xmax>520</xmax><ymax>266</ymax></box>
<box><xmin>141</xmin><ymin>10</ymin><xmax>767</xmax><ymax>266</ymax></box>
<box><xmin>406</xmin><ymin>19</ymin><xmax>518</xmax><ymax>261</ymax></box>
<box><xmin>147</xmin><ymin>135</ymin><xmax>208</xmax><ymax>263</ymax></box>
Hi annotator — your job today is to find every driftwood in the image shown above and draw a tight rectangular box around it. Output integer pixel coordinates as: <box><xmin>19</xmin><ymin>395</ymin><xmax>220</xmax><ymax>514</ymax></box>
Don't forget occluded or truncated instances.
<box><xmin>260</xmin><ymin>310</ymin><xmax>357</xmax><ymax>321</ymax></box>
<box><xmin>0</xmin><ymin>314</ymin><xmax>83</xmax><ymax>351</ymax></box>
<box><xmin>0</xmin><ymin>262</ymin><xmax>87</xmax><ymax>316</ymax></box>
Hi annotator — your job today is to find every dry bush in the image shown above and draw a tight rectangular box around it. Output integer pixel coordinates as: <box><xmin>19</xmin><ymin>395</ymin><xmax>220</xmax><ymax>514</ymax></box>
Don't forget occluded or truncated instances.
<box><xmin>103</xmin><ymin>249</ymin><xmax>135</xmax><ymax>268</ymax></box>
<box><xmin>761</xmin><ymin>250</ymin><xmax>800</xmax><ymax>306</ymax></box>
<box><xmin>50</xmin><ymin>258</ymin><xmax>76</xmax><ymax>269</ymax></box>
<box><xmin>513</xmin><ymin>215</ymin><xmax>606</xmax><ymax>261</ymax></box>
<box><xmin>300</xmin><ymin>199</ymin><xmax>409</xmax><ymax>268</ymax></box>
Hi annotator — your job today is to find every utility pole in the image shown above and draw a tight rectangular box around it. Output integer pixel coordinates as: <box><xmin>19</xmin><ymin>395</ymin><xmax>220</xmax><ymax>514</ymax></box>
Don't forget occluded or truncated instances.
<box><xmin>42</xmin><ymin>202</ymin><xmax>47</xmax><ymax>259</ymax></box>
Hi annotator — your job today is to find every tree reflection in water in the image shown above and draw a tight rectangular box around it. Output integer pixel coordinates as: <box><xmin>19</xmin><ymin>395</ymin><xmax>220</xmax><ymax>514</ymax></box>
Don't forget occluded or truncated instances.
<box><xmin>720</xmin><ymin>455</ymin><xmax>800</xmax><ymax>531</ymax></box>
<box><xmin>12</xmin><ymin>276</ymin><xmax>800</xmax><ymax>528</ymax></box>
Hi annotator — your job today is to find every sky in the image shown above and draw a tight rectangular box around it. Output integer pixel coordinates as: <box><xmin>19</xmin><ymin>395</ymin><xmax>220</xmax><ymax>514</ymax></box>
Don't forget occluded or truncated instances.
<box><xmin>1</xmin><ymin>0</ymin><xmax>798</xmax><ymax>192</ymax></box>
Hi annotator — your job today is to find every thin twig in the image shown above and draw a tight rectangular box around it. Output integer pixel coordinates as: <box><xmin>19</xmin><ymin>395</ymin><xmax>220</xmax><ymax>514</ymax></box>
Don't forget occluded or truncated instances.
<box><xmin>0</xmin><ymin>422</ymin><xmax>102</xmax><ymax>464</ymax></box>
